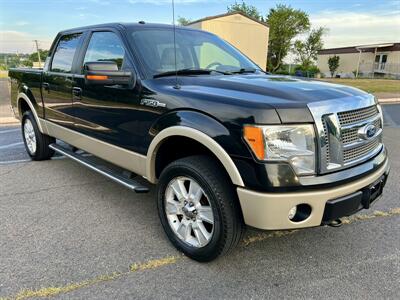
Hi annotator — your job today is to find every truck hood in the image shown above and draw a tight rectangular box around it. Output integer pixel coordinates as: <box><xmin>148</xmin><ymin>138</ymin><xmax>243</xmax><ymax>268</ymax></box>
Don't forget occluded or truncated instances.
<box><xmin>147</xmin><ymin>74</ymin><xmax>370</xmax><ymax>124</ymax></box>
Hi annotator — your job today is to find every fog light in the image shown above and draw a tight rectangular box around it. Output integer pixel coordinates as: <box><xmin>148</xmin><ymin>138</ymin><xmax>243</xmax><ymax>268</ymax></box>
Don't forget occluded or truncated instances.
<box><xmin>288</xmin><ymin>206</ymin><xmax>297</xmax><ymax>220</ymax></box>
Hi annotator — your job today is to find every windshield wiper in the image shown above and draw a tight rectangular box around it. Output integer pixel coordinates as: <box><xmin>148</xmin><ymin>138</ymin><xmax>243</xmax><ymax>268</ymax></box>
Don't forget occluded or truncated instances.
<box><xmin>229</xmin><ymin>68</ymin><xmax>258</xmax><ymax>74</ymax></box>
<box><xmin>153</xmin><ymin>68</ymin><xmax>229</xmax><ymax>78</ymax></box>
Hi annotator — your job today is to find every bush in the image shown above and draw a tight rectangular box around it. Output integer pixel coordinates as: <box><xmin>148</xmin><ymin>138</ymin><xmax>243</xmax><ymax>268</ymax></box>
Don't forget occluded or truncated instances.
<box><xmin>294</xmin><ymin>65</ymin><xmax>320</xmax><ymax>78</ymax></box>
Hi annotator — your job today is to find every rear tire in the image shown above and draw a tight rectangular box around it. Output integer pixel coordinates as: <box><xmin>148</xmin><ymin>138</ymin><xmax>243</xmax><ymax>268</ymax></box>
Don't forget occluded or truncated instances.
<box><xmin>21</xmin><ymin>111</ymin><xmax>55</xmax><ymax>160</ymax></box>
<box><xmin>157</xmin><ymin>155</ymin><xmax>244</xmax><ymax>262</ymax></box>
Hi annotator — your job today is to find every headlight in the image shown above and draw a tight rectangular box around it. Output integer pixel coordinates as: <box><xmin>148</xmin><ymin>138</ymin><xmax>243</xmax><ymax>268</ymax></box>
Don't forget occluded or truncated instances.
<box><xmin>243</xmin><ymin>124</ymin><xmax>316</xmax><ymax>175</ymax></box>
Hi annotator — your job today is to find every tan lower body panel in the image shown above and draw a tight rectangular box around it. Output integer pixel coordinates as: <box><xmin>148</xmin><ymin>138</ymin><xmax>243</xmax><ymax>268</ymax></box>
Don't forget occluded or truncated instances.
<box><xmin>39</xmin><ymin>119</ymin><xmax>147</xmax><ymax>177</ymax></box>
<box><xmin>237</xmin><ymin>159</ymin><xmax>389</xmax><ymax>230</ymax></box>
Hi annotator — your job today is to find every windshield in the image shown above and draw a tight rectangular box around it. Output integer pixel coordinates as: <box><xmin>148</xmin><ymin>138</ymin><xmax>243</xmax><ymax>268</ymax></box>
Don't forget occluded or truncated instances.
<box><xmin>129</xmin><ymin>28</ymin><xmax>260</xmax><ymax>78</ymax></box>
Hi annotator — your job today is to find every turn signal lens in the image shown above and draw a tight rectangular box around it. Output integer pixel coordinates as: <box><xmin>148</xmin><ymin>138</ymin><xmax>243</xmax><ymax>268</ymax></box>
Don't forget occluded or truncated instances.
<box><xmin>243</xmin><ymin>126</ymin><xmax>264</xmax><ymax>160</ymax></box>
<box><xmin>86</xmin><ymin>75</ymin><xmax>108</xmax><ymax>80</ymax></box>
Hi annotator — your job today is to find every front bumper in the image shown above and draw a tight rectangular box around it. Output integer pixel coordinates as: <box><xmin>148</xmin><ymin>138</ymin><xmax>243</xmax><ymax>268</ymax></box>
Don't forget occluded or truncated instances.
<box><xmin>237</xmin><ymin>158</ymin><xmax>390</xmax><ymax>230</ymax></box>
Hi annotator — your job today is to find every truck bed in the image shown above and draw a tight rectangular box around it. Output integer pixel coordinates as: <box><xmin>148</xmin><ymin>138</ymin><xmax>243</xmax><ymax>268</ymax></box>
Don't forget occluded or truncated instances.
<box><xmin>9</xmin><ymin>68</ymin><xmax>43</xmax><ymax>120</ymax></box>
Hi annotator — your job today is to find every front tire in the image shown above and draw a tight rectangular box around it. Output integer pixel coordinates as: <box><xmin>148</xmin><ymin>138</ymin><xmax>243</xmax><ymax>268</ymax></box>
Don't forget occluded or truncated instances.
<box><xmin>157</xmin><ymin>155</ymin><xmax>244</xmax><ymax>262</ymax></box>
<box><xmin>22</xmin><ymin>111</ymin><xmax>55</xmax><ymax>160</ymax></box>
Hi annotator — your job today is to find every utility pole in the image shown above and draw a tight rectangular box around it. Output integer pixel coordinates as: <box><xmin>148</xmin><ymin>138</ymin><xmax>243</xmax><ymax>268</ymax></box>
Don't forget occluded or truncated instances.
<box><xmin>33</xmin><ymin>40</ymin><xmax>42</xmax><ymax>68</ymax></box>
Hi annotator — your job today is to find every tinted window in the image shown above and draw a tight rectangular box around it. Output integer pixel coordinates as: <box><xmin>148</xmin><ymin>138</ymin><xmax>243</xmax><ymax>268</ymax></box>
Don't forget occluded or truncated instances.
<box><xmin>83</xmin><ymin>32</ymin><xmax>125</xmax><ymax>69</ymax></box>
<box><xmin>51</xmin><ymin>33</ymin><xmax>82</xmax><ymax>73</ymax></box>
<box><xmin>129</xmin><ymin>29</ymin><xmax>258</xmax><ymax>77</ymax></box>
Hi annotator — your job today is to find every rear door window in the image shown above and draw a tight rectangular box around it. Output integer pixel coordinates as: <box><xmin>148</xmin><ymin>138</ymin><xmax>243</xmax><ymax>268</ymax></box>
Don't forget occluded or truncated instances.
<box><xmin>51</xmin><ymin>33</ymin><xmax>82</xmax><ymax>73</ymax></box>
<box><xmin>83</xmin><ymin>31</ymin><xmax>125</xmax><ymax>70</ymax></box>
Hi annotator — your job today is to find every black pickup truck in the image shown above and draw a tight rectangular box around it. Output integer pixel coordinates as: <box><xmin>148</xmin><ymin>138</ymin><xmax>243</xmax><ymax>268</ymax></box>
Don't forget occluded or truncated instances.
<box><xmin>9</xmin><ymin>22</ymin><xmax>390</xmax><ymax>261</ymax></box>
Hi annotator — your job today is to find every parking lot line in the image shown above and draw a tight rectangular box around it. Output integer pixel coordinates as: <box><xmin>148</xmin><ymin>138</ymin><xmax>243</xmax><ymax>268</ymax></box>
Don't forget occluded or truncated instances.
<box><xmin>242</xmin><ymin>207</ymin><xmax>400</xmax><ymax>246</ymax></box>
<box><xmin>0</xmin><ymin>142</ymin><xmax>23</xmax><ymax>150</ymax></box>
<box><xmin>6</xmin><ymin>256</ymin><xmax>181</xmax><ymax>300</ymax></box>
<box><xmin>0</xmin><ymin>159</ymin><xmax>31</xmax><ymax>165</ymax></box>
<box><xmin>3</xmin><ymin>208</ymin><xmax>399</xmax><ymax>300</ymax></box>
<box><xmin>0</xmin><ymin>128</ymin><xmax>20</xmax><ymax>134</ymax></box>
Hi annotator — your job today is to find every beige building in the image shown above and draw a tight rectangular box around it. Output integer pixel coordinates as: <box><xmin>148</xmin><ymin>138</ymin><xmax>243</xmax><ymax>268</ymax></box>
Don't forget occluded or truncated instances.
<box><xmin>186</xmin><ymin>12</ymin><xmax>269</xmax><ymax>70</ymax></box>
<box><xmin>317</xmin><ymin>43</ymin><xmax>400</xmax><ymax>79</ymax></box>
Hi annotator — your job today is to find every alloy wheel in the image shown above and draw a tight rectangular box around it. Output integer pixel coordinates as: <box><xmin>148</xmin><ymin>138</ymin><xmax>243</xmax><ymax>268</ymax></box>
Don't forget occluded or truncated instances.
<box><xmin>164</xmin><ymin>176</ymin><xmax>214</xmax><ymax>248</ymax></box>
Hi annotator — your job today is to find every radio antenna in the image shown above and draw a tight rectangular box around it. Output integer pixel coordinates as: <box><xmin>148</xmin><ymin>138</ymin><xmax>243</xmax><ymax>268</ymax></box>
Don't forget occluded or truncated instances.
<box><xmin>172</xmin><ymin>0</ymin><xmax>180</xmax><ymax>89</ymax></box>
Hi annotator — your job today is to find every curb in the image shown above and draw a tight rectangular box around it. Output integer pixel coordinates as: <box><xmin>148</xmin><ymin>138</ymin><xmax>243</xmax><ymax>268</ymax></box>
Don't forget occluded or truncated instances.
<box><xmin>0</xmin><ymin>117</ymin><xmax>19</xmax><ymax>126</ymax></box>
<box><xmin>378</xmin><ymin>98</ymin><xmax>400</xmax><ymax>104</ymax></box>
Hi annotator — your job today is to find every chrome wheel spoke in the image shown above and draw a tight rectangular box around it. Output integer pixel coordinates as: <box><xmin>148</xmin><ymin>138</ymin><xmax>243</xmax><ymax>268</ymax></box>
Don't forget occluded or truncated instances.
<box><xmin>165</xmin><ymin>198</ymin><xmax>180</xmax><ymax>215</ymax></box>
<box><xmin>193</xmin><ymin>221</ymin><xmax>211</xmax><ymax>247</ymax></box>
<box><xmin>188</xmin><ymin>180</ymin><xmax>203</xmax><ymax>203</ymax></box>
<box><xmin>197</xmin><ymin>206</ymin><xmax>214</xmax><ymax>224</ymax></box>
<box><xmin>170</xmin><ymin>178</ymin><xmax>188</xmax><ymax>201</ymax></box>
<box><xmin>177</xmin><ymin>220</ymin><xmax>192</xmax><ymax>240</ymax></box>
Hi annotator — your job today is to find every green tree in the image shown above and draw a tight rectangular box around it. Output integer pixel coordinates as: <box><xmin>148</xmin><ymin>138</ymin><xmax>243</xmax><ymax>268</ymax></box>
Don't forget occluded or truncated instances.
<box><xmin>177</xmin><ymin>16</ymin><xmax>192</xmax><ymax>26</ymax></box>
<box><xmin>293</xmin><ymin>27</ymin><xmax>326</xmax><ymax>69</ymax></box>
<box><xmin>28</xmin><ymin>49</ymin><xmax>49</xmax><ymax>63</ymax></box>
<box><xmin>227</xmin><ymin>1</ymin><xmax>263</xmax><ymax>21</ymax></box>
<box><xmin>266</xmin><ymin>5</ymin><xmax>310</xmax><ymax>72</ymax></box>
<box><xmin>328</xmin><ymin>55</ymin><xmax>340</xmax><ymax>77</ymax></box>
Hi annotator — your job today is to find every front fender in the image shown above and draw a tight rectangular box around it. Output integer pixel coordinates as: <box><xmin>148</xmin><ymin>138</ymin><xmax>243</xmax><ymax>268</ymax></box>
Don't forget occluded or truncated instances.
<box><xmin>147</xmin><ymin>110</ymin><xmax>248</xmax><ymax>186</ymax></box>
<box><xmin>149</xmin><ymin>110</ymin><xmax>249</xmax><ymax>157</ymax></box>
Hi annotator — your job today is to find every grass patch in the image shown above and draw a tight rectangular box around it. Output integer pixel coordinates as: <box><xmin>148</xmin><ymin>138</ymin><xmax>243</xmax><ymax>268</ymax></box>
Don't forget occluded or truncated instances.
<box><xmin>319</xmin><ymin>78</ymin><xmax>400</xmax><ymax>94</ymax></box>
<box><xmin>6</xmin><ymin>256</ymin><xmax>180</xmax><ymax>300</ymax></box>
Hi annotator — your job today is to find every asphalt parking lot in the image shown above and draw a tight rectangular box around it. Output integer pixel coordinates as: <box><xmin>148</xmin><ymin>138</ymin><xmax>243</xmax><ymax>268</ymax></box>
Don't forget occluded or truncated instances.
<box><xmin>1</xmin><ymin>86</ymin><xmax>400</xmax><ymax>297</ymax></box>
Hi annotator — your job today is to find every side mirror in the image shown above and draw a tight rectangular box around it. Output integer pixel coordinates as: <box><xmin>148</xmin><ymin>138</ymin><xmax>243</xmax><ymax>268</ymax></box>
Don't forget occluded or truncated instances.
<box><xmin>83</xmin><ymin>61</ymin><xmax>135</xmax><ymax>86</ymax></box>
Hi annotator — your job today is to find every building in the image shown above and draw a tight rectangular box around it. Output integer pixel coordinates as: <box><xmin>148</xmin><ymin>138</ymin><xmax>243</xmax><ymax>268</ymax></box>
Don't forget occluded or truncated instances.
<box><xmin>317</xmin><ymin>43</ymin><xmax>400</xmax><ymax>79</ymax></box>
<box><xmin>32</xmin><ymin>61</ymin><xmax>43</xmax><ymax>69</ymax></box>
<box><xmin>186</xmin><ymin>12</ymin><xmax>269</xmax><ymax>70</ymax></box>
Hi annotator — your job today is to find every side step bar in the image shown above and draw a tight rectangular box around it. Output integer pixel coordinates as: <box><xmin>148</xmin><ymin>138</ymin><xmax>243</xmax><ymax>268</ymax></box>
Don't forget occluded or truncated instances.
<box><xmin>49</xmin><ymin>143</ymin><xmax>149</xmax><ymax>193</ymax></box>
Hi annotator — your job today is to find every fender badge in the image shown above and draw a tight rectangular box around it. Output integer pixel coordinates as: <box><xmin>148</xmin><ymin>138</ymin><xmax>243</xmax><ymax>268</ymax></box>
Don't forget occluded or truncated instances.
<box><xmin>140</xmin><ymin>99</ymin><xmax>166</xmax><ymax>108</ymax></box>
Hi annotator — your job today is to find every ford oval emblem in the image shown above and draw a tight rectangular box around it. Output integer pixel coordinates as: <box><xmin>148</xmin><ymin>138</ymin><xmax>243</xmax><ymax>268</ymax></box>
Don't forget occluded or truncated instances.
<box><xmin>358</xmin><ymin>124</ymin><xmax>377</xmax><ymax>140</ymax></box>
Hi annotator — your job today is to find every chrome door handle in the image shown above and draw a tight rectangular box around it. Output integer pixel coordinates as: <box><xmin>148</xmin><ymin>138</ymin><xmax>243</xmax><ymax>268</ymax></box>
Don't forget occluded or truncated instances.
<box><xmin>42</xmin><ymin>82</ymin><xmax>50</xmax><ymax>91</ymax></box>
<box><xmin>72</xmin><ymin>87</ymin><xmax>82</xmax><ymax>100</ymax></box>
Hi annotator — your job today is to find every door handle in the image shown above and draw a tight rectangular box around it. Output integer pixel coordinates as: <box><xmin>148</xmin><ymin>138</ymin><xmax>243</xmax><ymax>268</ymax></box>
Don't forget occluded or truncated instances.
<box><xmin>42</xmin><ymin>82</ymin><xmax>50</xmax><ymax>91</ymax></box>
<box><xmin>72</xmin><ymin>87</ymin><xmax>81</xmax><ymax>95</ymax></box>
<box><xmin>72</xmin><ymin>87</ymin><xmax>82</xmax><ymax>100</ymax></box>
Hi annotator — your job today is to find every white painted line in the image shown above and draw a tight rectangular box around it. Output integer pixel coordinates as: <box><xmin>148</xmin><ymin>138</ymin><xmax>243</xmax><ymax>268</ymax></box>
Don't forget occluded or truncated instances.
<box><xmin>51</xmin><ymin>155</ymin><xmax>66</xmax><ymax>160</ymax></box>
<box><xmin>0</xmin><ymin>128</ymin><xmax>20</xmax><ymax>134</ymax></box>
<box><xmin>0</xmin><ymin>159</ymin><xmax>31</xmax><ymax>165</ymax></box>
<box><xmin>0</xmin><ymin>142</ymin><xmax>24</xmax><ymax>149</ymax></box>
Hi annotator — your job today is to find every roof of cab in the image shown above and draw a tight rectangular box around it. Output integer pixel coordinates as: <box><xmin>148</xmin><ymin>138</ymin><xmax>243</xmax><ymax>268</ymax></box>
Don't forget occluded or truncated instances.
<box><xmin>58</xmin><ymin>22</ymin><xmax>201</xmax><ymax>35</ymax></box>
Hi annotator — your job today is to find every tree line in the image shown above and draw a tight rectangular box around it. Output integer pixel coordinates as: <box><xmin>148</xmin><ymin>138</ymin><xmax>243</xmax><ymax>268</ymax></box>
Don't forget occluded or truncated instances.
<box><xmin>179</xmin><ymin>1</ymin><xmax>327</xmax><ymax>74</ymax></box>
<box><xmin>0</xmin><ymin>49</ymin><xmax>49</xmax><ymax>70</ymax></box>
<box><xmin>1</xmin><ymin>1</ymin><xmax>330</xmax><ymax>75</ymax></box>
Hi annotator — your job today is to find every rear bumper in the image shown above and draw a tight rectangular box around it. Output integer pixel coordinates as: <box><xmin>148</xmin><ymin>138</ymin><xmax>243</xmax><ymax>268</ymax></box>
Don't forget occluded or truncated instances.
<box><xmin>237</xmin><ymin>159</ymin><xmax>390</xmax><ymax>230</ymax></box>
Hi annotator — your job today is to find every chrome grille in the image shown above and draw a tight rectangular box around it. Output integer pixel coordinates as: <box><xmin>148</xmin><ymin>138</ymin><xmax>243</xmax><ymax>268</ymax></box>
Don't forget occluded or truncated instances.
<box><xmin>308</xmin><ymin>96</ymin><xmax>383</xmax><ymax>174</ymax></box>
<box><xmin>341</xmin><ymin>118</ymin><xmax>381</xmax><ymax>145</ymax></box>
<box><xmin>322</xmin><ymin>119</ymin><xmax>330</xmax><ymax>163</ymax></box>
<box><xmin>343</xmin><ymin>139</ymin><xmax>380</xmax><ymax>163</ymax></box>
<box><xmin>337</xmin><ymin>105</ymin><xmax>378</xmax><ymax>125</ymax></box>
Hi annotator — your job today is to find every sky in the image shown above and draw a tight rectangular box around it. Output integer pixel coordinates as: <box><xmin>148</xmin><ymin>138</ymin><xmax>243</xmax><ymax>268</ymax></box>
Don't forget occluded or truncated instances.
<box><xmin>1</xmin><ymin>0</ymin><xmax>399</xmax><ymax>56</ymax></box>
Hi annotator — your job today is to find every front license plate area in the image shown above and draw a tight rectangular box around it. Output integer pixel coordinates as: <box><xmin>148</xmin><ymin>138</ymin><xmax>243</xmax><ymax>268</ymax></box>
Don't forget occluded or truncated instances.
<box><xmin>361</xmin><ymin>175</ymin><xmax>385</xmax><ymax>209</ymax></box>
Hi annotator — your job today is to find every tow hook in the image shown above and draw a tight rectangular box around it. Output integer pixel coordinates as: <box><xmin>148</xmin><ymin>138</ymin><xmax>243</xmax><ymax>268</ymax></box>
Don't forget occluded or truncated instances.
<box><xmin>328</xmin><ymin>219</ymin><xmax>342</xmax><ymax>227</ymax></box>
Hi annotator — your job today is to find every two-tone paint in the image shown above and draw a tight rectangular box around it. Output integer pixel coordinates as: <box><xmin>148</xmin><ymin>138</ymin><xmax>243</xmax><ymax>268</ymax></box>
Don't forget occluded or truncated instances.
<box><xmin>9</xmin><ymin>22</ymin><xmax>389</xmax><ymax>194</ymax></box>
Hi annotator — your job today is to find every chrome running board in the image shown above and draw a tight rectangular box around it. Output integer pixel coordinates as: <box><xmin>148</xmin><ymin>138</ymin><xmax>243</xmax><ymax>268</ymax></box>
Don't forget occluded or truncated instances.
<box><xmin>49</xmin><ymin>143</ymin><xmax>149</xmax><ymax>193</ymax></box>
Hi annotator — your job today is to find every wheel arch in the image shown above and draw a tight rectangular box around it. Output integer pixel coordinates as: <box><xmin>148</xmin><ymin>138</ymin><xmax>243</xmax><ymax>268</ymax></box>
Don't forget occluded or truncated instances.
<box><xmin>17</xmin><ymin>92</ymin><xmax>45</xmax><ymax>133</ymax></box>
<box><xmin>146</xmin><ymin>126</ymin><xmax>244</xmax><ymax>187</ymax></box>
